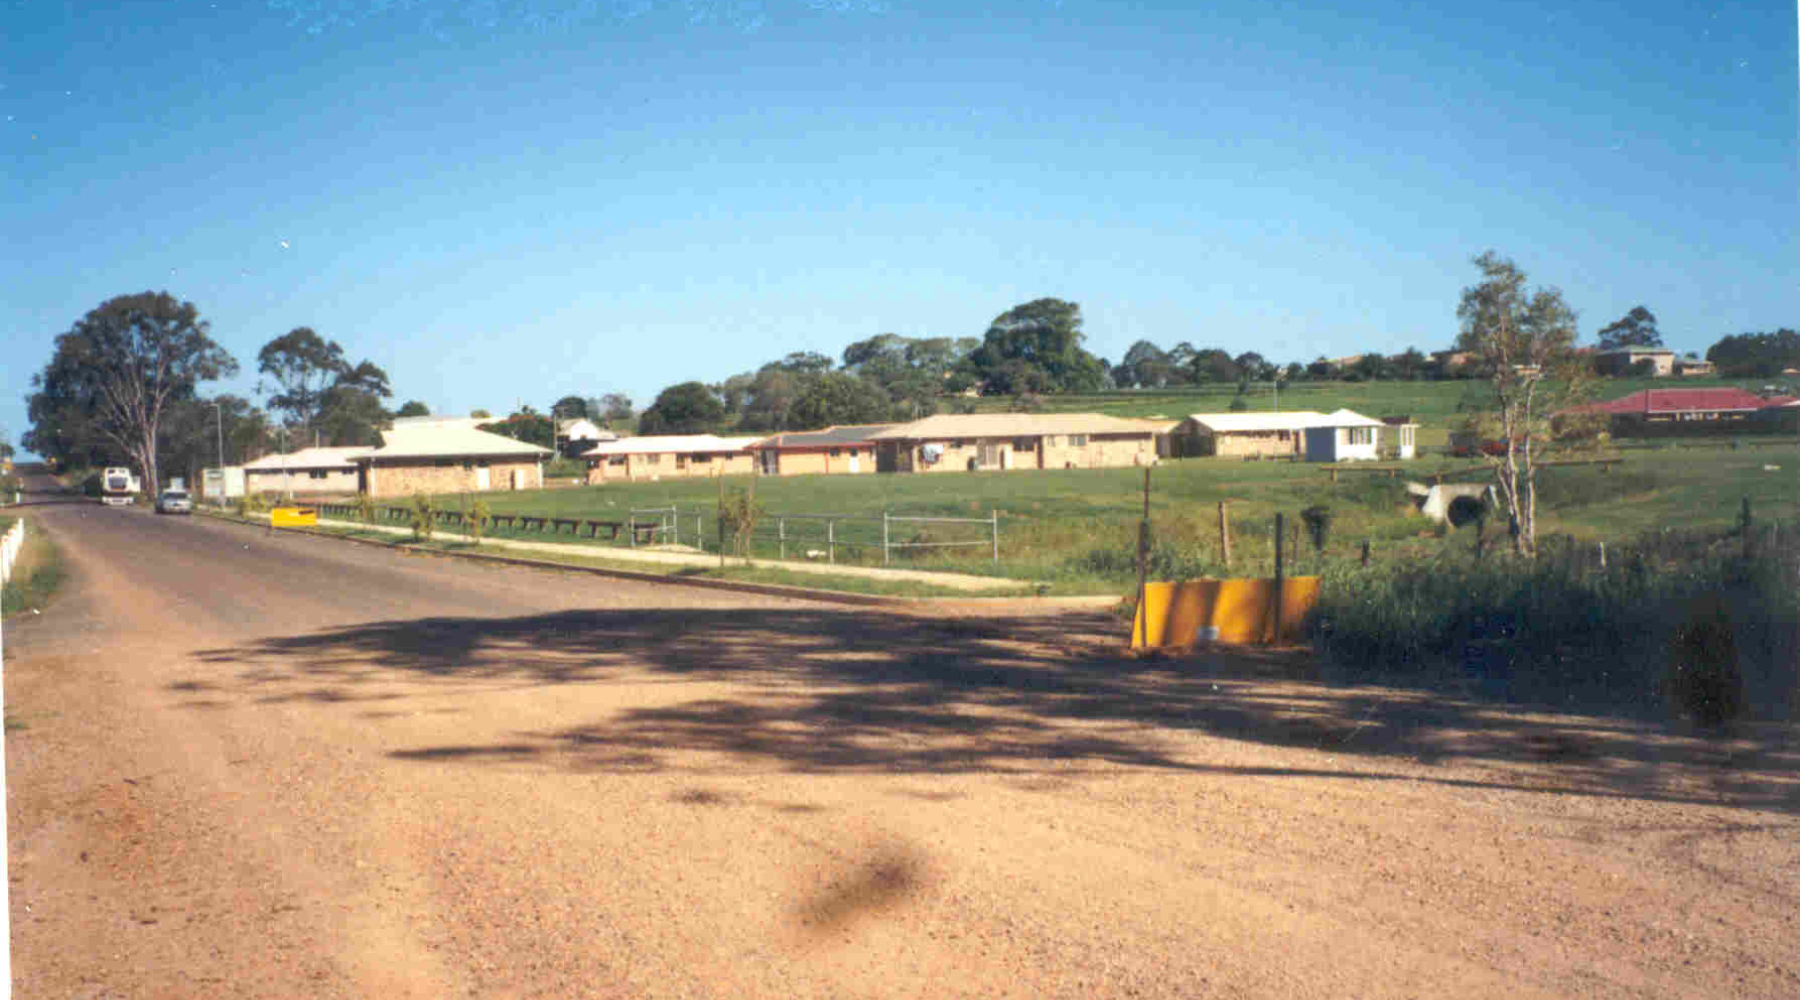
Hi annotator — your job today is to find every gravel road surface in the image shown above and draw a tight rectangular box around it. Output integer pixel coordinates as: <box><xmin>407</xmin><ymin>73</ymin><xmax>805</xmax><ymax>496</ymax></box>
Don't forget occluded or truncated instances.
<box><xmin>6</xmin><ymin>496</ymin><xmax>1799</xmax><ymax>997</ymax></box>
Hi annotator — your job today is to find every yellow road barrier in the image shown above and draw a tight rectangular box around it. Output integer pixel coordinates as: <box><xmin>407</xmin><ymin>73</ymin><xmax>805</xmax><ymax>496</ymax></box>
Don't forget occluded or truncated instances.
<box><xmin>1131</xmin><ymin>576</ymin><xmax>1320</xmax><ymax>649</ymax></box>
<box><xmin>270</xmin><ymin>506</ymin><xmax>319</xmax><ymax>528</ymax></box>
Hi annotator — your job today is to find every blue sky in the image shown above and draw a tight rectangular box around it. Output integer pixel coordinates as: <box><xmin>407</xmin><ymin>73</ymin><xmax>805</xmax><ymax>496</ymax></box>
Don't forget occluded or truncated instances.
<box><xmin>4</xmin><ymin>0</ymin><xmax>1795</xmax><ymax>457</ymax></box>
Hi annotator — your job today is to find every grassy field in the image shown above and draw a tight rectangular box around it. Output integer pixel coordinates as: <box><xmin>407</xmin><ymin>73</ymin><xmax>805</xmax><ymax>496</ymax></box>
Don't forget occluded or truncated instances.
<box><xmin>420</xmin><ymin>440</ymin><xmax>1800</xmax><ymax>590</ymax></box>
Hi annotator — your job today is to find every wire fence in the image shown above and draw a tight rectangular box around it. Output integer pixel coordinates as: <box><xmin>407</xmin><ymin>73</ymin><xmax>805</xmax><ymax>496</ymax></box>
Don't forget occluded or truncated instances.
<box><xmin>309</xmin><ymin>501</ymin><xmax>1002</xmax><ymax>564</ymax></box>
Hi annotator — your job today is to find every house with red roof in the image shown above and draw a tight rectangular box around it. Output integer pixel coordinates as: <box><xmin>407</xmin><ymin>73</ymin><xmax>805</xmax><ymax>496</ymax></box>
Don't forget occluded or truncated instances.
<box><xmin>1557</xmin><ymin>387</ymin><xmax>1797</xmax><ymax>437</ymax></box>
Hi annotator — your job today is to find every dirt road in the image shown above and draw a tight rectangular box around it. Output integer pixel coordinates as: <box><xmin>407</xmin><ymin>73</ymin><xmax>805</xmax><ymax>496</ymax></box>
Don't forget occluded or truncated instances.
<box><xmin>7</xmin><ymin>502</ymin><xmax>1799</xmax><ymax>997</ymax></box>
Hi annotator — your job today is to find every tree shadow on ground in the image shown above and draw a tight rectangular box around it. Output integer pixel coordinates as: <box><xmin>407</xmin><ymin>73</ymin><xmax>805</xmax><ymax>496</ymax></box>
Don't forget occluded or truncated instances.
<box><xmin>184</xmin><ymin>605</ymin><xmax>1800</xmax><ymax>814</ymax></box>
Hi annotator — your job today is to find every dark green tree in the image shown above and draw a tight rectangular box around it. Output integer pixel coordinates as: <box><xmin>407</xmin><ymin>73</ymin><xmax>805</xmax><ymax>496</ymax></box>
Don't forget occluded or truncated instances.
<box><xmin>1596</xmin><ymin>306</ymin><xmax>1662</xmax><ymax>351</ymax></box>
<box><xmin>967</xmin><ymin>298</ymin><xmax>1108</xmax><ymax>394</ymax></box>
<box><xmin>395</xmin><ymin>400</ymin><xmax>431</xmax><ymax>417</ymax></box>
<box><xmin>25</xmin><ymin>292</ymin><xmax>237</xmax><ymax>495</ymax></box>
<box><xmin>638</xmin><ymin>381</ymin><xmax>728</xmax><ymax>435</ymax></box>
<box><xmin>787</xmin><ymin>372</ymin><xmax>894</xmax><ymax>430</ymax></box>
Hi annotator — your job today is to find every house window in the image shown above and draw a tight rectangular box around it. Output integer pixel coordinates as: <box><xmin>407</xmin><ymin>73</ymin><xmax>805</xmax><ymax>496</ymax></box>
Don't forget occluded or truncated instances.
<box><xmin>1346</xmin><ymin>427</ymin><xmax>1374</xmax><ymax>445</ymax></box>
<box><xmin>643</xmin><ymin>454</ymin><xmax>660</xmax><ymax>465</ymax></box>
<box><xmin>462</xmin><ymin>461</ymin><xmax>473</xmax><ymax>471</ymax></box>
<box><xmin>1069</xmin><ymin>434</ymin><xmax>1088</xmax><ymax>447</ymax></box>
<box><xmin>694</xmin><ymin>453</ymin><xmax>712</xmax><ymax>463</ymax></box>
<box><xmin>1014</xmin><ymin>438</ymin><xmax>1034</xmax><ymax>451</ymax></box>
<box><xmin>309</xmin><ymin>470</ymin><xmax>329</xmax><ymax>480</ymax></box>
<box><xmin>830</xmin><ymin>448</ymin><xmax>841</xmax><ymax>457</ymax></box>
<box><xmin>608</xmin><ymin>457</ymin><xmax>626</xmax><ymax>466</ymax></box>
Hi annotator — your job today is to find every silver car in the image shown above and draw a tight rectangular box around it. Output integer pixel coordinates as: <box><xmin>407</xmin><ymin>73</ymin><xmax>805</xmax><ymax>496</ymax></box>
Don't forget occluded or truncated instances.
<box><xmin>155</xmin><ymin>489</ymin><xmax>193</xmax><ymax>515</ymax></box>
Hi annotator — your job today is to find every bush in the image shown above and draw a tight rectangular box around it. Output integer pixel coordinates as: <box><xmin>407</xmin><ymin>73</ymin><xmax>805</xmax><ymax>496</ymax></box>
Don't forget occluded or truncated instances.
<box><xmin>1309</xmin><ymin>526</ymin><xmax>1798</xmax><ymax>715</ymax></box>
<box><xmin>409</xmin><ymin>492</ymin><xmax>436</xmax><ymax>542</ymax></box>
<box><xmin>1299</xmin><ymin>505</ymin><xmax>1333</xmax><ymax>554</ymax></box>
<box><xmin>468</xmin><ymin>499</ymin><xmax>491</xmax><ymax>545</ymax></box>
<box><xmin>1664</xmin><ymin>595</ymin><xmax>1745</xmax><ymax>728</ymax></box>
<box><xmin>353</xmin><ymin>492</ymin><xmax>376</xmax><ymax>524</ymax></box>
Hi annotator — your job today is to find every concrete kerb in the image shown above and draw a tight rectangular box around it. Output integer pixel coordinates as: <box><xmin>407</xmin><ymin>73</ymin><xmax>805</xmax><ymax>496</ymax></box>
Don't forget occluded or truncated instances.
<box><xmin>195</xmin><ymin>508</ymin><xmax>1072</xmax><ymax>609</ymax></box>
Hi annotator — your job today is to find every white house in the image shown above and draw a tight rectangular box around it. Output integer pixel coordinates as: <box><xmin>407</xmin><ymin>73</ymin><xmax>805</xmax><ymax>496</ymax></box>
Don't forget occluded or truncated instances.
<box><xmin>1302</xmin><ymin>410</ymin><xmax>1387</xmax><ymax>462</ymax></box>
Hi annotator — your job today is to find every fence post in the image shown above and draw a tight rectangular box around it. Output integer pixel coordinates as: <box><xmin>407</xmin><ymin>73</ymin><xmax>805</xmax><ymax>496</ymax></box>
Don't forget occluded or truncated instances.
<box><xmin>828</xmin><ymin>519</ymin><xmax>835</xmax><ymax>564</ymax></box>
<box><xmin>1598</xmin><ymin>541</ymin><xmax>1607</xmax><ymax>569</ymax></box>
<box><xmin>1741</xmin><ymin>496</ymin><xmax>1753</xmax><ymax>558</ymax></box>
<box><xmin>883</xmin><ymin>511</ymin><xmax>890</xmax><ymax>566</ymax></box>
<box><xmin>1360</xmin><ymin>539</ymin><xmax>1370</xmax><ymax>567</ymax></box>
<box><xmin>1218</xmin><ymin>501</ymin><xmax>1232</xmax><ymax>567</ymax></box>
<box><xmin>1271</xmin><ymin>512</ymin><xmax>1285</xmax><ymax>644</ymax></box>
<box><xmin>778</xmin><ymin>517</ymin><xmax>786</xmax><ymax>561</ymax></box>
<box><xmin>992</xmin><ymin>509</ymin><xmax>999</xmax><ymax>563</ymax></box>
<box><xmin>627</xmin><ymin>514</ymin><xmax>635</xmax><ymax>548</ymax></box>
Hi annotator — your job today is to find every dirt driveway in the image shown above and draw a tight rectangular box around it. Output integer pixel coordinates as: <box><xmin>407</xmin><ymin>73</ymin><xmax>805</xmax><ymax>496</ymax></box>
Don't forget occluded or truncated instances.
<box><xmin>7</xmin><ymin>504</ymin><xmax>1800</xmax><ymax>997</ymax></box>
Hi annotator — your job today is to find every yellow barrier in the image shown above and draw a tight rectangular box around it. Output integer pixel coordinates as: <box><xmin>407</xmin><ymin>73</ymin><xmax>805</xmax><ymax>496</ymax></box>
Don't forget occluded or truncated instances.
<box><xmin>270</xmin><ymin>506</ymin><xmax>319</xmax><ymax>528</ymax></box>
<box><xmin>1131</xmin><ymin>576</ymin><xmax>1320</xmax><ymax>649</ymax></box>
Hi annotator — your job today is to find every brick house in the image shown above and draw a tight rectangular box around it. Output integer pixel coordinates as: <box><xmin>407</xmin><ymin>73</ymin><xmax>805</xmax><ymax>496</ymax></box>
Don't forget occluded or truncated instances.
<box><xmin>1556</xmin><ymin>387</ymin><xmax>1797</xmax><ymax>436</ymax></box>
<box><xmin>243</xmin><ymin>446</ymin><xmax>369</xmax><ymax>497</ymax></box>
<box><xmin>580</xmin><ymin>435</ymin><xmax>762</xmax><ymax>483</ymax></box>
<box><xmin>867</xmin><ymin>413</ymin><xmax>1159</xmax><ymax>473</ymax></box>
<box><xmin>750</xmin><ymin>425</ymin><xmax>894</xmax><ymax>476</ymax></box>
<box><xmin>353</xmin><ymin>424</ymin><xmax>551</xmax><ymax>498</ymax></box>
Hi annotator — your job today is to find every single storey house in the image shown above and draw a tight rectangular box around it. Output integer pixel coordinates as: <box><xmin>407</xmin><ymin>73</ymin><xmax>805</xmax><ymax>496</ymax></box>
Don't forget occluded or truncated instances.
<box><xmin>1302</xmin><ymin>410</ymin><xmax>1389</xmax><ymax>462</ymax></box>
<box><xmin>243</xmin><ymin>446</ymin><xmax>370</xmax><ymax>497</ymax></box>
<box><xmin>1172</xmin><ymin>410</ymin><xmax>1392</xmax><ymax>461</ymax></box>
<box><xmin>751</xmin><ymin>425</ymin><xmax>894</xmax><ymax>476</ymax></box>
<box><xmin>1559</xmin><ymin>387</ymin><xmax>1797</xmax><ymax>425</ymax></box>
<box><xmin>353</xmin><ymin>424</ymin><xmax>551</xmax><ymax>498</ymax></box>
<box><xmin>581</xmin><ymin>435</ymin><xmax>762</xmax><ymax>483</ymax></box>
<box><xmin>1594</xmin><ymin>347</ymin><xmax>1676</xmax><ymax>377</ymax></box>
<box><xmin>867</xmin><ymin>413</ymin><xmax>1160</xmax><ymax>473</ymax></box>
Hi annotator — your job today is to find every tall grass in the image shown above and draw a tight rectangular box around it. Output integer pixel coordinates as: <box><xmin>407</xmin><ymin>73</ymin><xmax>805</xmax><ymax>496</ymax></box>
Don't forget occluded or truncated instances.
<box><xmin>1309</xmin><ymin>523</ymin><xmax>1800</xmax><ymax>718</ymax></box>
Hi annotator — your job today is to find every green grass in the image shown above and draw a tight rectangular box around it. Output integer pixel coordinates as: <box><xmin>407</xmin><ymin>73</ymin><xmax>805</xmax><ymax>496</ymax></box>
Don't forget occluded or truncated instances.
<box><xmin>419</xmin><ymin>442</ymin><xmax>1800</xmax><ymax>591</ymax></box>
<box><xmin>2</xmin><ymin>523</ymin><xmax>66</xmax><ymax>616</ymax></box>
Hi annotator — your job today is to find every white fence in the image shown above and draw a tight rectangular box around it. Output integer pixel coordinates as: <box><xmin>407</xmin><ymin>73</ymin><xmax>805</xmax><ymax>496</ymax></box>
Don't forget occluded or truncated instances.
<box><xmin>1</xmin><ymin>519</ymin><xmax>22</xmax><ymax>586</ymax></box>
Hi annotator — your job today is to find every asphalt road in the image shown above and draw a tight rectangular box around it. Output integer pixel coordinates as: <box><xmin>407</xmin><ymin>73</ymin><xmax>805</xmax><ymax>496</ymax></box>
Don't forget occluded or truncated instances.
<box><xmin>6</xmin><ymin>494</ymin><xmax>1799</xmax><ymax>998</ymax></box>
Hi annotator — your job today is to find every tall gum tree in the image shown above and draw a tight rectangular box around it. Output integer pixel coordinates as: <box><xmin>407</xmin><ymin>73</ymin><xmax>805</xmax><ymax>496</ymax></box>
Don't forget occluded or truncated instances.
<box><xmin>1453</xmin><ymin>251</ymin><xmax>1592</xmax><ymax>558</ymax></box>
<box><xmin>29</xmin><ymin>292</ymin><xmax>238</xmax><ymax>496</ymax></box>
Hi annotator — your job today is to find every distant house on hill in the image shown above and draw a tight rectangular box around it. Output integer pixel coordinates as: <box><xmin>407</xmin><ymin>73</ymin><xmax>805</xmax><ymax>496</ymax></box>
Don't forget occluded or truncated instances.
<box><xmin>1594</xmin><ymin>347</ymin><xmax>1676</xmax><ymax>377</ymax></box>
<box><xmin>556</xmin><ymin>418</ymin><xmax>615</xmax><ymax>457</ymax></box>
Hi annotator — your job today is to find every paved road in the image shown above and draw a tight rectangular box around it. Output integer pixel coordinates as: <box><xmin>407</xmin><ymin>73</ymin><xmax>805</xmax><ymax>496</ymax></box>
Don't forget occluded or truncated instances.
<box><xmin>6</xmin><ymin>500</ymin><xmax>1799</xmax><ymax>997</ymax></box>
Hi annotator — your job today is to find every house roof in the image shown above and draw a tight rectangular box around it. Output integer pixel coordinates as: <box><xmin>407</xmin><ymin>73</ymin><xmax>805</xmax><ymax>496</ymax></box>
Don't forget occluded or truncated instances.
<box><xmin>752</xmin><ymin>425</ymin><xmax>897</xmax><ymax>449</ymax></box>
<box><xmin>1595</xmin><ymin>347</ymin><xmax>1676</xmax><ymax>356</ymax></box>
<box><xmin>556</xmin><ymin>417</ymin><xmax>614</xmax><ymax>439</ymax></box>
<box><xmin>867</xmin><ymin>413</ymin><xmax>1160</xmax><ymax>440</ymax></box>
<box><xmin>1182</xmin><ymin>409</ymin><xmax>1386</xmax><ymax>433</ymax></box>
<box><xmin>243</xmin><ymin>446</ymin><xmax>371</xmax><ymax>470</ymax></box>
<box><xmin>580</xmin><ymin>434</ymin><xmax>764</xmax><ymax>456</ymax></box>
<box><xmin>390</xmin><ymin>415</ymin><xmax>487</xmax><ymax>431</ymax></box>
<box><xmin>1564</xmin><ymin>388</ymin><xmax>1798</xmax><ymax>415</ymax></box>
<box><xmin>357</xmin><ymin>425</ymin><xmax>552</xmax><ymax>461</ymax></box>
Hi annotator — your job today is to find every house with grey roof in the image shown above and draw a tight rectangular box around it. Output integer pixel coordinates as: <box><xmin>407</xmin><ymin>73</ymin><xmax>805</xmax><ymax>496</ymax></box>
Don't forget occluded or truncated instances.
<box><xmin>750</xmin><ymin>425</ymin><xmax>895</xmax><ymax>476</ymax></box>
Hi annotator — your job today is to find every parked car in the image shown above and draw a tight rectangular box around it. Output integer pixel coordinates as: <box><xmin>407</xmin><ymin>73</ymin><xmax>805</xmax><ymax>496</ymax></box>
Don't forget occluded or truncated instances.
<box><xmin>155</xmin><ymin>489</ymin><xmax>193</xmax><ymax>515</ymax></box>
